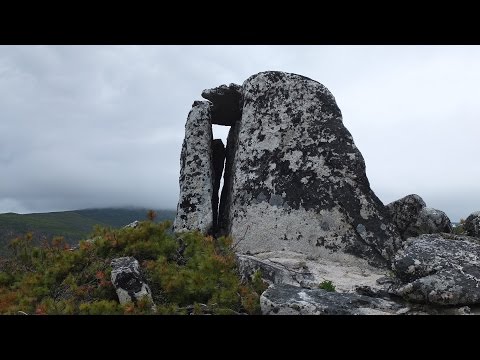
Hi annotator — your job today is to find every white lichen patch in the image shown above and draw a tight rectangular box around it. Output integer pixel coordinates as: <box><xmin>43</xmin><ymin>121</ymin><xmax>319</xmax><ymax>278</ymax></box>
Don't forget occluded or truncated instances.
<box><xmin>282</xmin><ymin>150</ymin><xmax>304</xmax><ymax>172</ymax></box>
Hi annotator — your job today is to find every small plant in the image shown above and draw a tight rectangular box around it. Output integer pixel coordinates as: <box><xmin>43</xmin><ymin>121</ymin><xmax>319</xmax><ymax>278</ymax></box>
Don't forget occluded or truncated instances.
<box><xmin>147</xmin><ymin>210</ymin><xmax>157</xmax><ymax>222</ymax></box>
<box><xmin>318</xmin><ymin>280</ymin><xmax>336</xmax><ymax>292</ymax></box>
<box><xmin>251</xmin><ymin>270</ymin><xmax>269</xmax><ymax>295</ymax></box>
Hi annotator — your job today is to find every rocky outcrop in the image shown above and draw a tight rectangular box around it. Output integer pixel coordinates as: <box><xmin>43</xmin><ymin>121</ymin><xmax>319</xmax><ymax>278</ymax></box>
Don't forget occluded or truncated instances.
<box><xmin>465</xmin><ymin>211</ymin><xmax>480</xmax><ymax>238</ymax></box>
<box><xmin>111</xmin><ymin>257</ymin><xmax>155</xmax><ymax>309</ymax></box>
<box><xmin>172</xmin><ymin>71</ymin><xmax>480</xmax><ymax>314</ymax></box>
<box><xmin>219</xmin><ymin>71</ymin><xmax>402</xmax><ymax>266</ymax></box>
<box><xmin>391</xmin><ymin>234</ymin><xmax>480</xmax><ymax>305</ymax></box>
<box><xmin>387</xmin><ymin>195</ymin><xmax>452</xmax><ymax>239</ymax></box>
<box><xmin>173</xmin><ymin>101</ymin><xmax>215</xmax><ymax>234</ymax></box>
<box><xmin>261</xmin><ymin>284</ymin><xmax>407</xmax><ymax>315</ymax></box>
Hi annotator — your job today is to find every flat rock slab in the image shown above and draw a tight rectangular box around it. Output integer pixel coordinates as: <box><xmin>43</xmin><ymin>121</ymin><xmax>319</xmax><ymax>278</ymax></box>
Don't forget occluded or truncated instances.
<box><xmin>237</xmin><ymin>251</ymin><xmax>388</xmax><ymax>292</ymax></box>
<box><xmin>261</xmin><ymin>284</ymin><xmax>406</xmax><ymax>315</ymax></box>
<box><xmin>392</xmin><ymin>234</ymin><xmax>480</xmax><ymax>305</ymax></box>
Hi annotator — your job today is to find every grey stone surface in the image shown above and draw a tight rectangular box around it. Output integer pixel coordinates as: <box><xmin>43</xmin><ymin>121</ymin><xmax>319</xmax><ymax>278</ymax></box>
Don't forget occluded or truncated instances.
<box><xmin>110</xmin><ymin>257</ymin><xmax>155</xmax><ymax>309</ymax></box>
<box><xmin>219</xmin><ymin>71</ymin><xmax>402</xmax><ymax>266</ymax></box>
<box><xmin>465</xmin><ymin>211</ymin><xmax>480</xmax><ymax>238</ymax></box>
<box><xmin>387</xmin><ymin>195</ymin><xmax>452</xmax><ymax>239</ymax></box>
<box><xmin>173</xmin><ymin>101</ymin><xmax>215</xmax><ymax>234</ymax></box>
<box><xmin>386</xmin><ymin>194</ymin><xmax>426</xmax><ymax>239</ymax></box>
<box><xmin>236</xmin><ymin>254</ymin><xmax>316</xmax><ymax>289</ymax></box>
<box><xmin>407</xmin><ymin>207</ymin><xmax>452</xmax><ymax>236</ymax></box>
<box><xmin>260</xmin><ymin>284</ymin><xmax>406</xmax><ymax>315</ymax></box>
<box><xmin>391</xmin><ymin>234</ymin><xmax>480</xmax><ymax>305</ymax></box>
<box><xmin>237</xmin><ymin>251</ymin><xmax>389</xmax><ymax>292</ymax></box>
<box><xmin>201</xmin><ymin>83</ymin><xmax>242</xmax><ymax>126</ymax></box>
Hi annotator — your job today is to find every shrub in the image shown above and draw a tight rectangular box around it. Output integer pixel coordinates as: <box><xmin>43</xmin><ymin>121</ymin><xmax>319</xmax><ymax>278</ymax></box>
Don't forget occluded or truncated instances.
<box><xmin>0</xmin><ymin>220</ymin><xmax>263</xmax><ymax>315</ymax></box>
<box><xmin>318</xmin><ymin>280</ymin><xmax>336</xmax><ymax>292</ymax></box>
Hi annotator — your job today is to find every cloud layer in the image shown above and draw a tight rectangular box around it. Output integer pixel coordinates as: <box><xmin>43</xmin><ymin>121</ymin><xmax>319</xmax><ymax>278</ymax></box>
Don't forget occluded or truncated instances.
<box><xmin>1</xmin><ymin>45</ymin><xmax>479</xmax><ymax>221</ymax></box>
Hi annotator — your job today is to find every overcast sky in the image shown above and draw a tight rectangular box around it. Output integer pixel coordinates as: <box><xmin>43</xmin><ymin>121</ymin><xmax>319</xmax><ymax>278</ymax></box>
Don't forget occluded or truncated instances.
<box><xmin>1</xmin><ymin>45</ymin><xmax>479</xmax><ymax>221</ymax></box>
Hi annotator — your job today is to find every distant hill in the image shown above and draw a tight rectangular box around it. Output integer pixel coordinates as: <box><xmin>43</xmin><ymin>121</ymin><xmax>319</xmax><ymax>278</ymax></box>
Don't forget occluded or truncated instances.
<box><xmin>0</xmin><ymin>208</ymin><xmax>176</xmax><ymax>256</ymax></box>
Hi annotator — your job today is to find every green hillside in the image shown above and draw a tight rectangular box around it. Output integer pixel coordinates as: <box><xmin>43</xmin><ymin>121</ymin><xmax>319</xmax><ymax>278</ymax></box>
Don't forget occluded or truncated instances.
<box><xmin>0</xmin><ymin>208</ymin><xmax>176</xmax><ymax>256</ymax></box>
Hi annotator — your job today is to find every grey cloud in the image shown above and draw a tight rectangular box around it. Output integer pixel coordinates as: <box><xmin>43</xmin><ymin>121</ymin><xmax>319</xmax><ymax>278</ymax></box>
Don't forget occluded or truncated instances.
<box><xmin>1</xmin><ymin>45</ymin><xmax>479</xmax><ymax>221</ymax></box>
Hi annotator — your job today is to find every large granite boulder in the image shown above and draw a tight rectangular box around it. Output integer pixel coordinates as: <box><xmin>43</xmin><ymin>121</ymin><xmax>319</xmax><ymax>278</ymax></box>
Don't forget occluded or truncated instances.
<box><xmin>173</xmin><ymin>101</ymin><xmax>217</xmax><ymax>234</ymax></box>
<box><xmin>111</xmin><ymin>257</ymin><xmax>155</xmax><ymax>309</ymax></box>
<box><xmin>410</xmin><ymin>208</ymin><xmax>452</xmax><ymax>236</ymax></box>
<box><xmin>386</xmin><ymin>194</ymin><xmax>426</xmax><ymax>238</ymax></box>
<box><xmin>387</xmin><ymin>195</ymin><xmax>452</xmax><ymax>239</ymax></box>
<box><xmin>391</xmin><ymin>234</ymin><xmax>480</xmax><ymax>305</ymax></box>
<box><xmin>218</xmin><ymin>71</ymin><xmax>402</xmax><ymax>267</ymax></box>
<box><xmin>464</xmin><ymin>211</ymin><xmax>480</xmax><ymax>238</ymax></box>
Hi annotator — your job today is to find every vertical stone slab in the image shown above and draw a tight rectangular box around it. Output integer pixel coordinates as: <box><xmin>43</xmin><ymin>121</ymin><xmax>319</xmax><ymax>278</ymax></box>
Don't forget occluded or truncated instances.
<box><xmin>173</xmin><ymin>101</ymin><xmax>215</xmax><ymax>233</ymax></box>
<box><xmin>224</xmin><ymin>71</ymin><xmax>402</xmax><ymax>266</ymax></box>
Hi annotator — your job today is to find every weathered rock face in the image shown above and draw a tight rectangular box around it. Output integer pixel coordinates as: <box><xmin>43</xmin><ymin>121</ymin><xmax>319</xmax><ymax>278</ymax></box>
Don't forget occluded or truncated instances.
<box><xmin>465</xmin><ymin>211</ymin><xmax>480</xmax><ymax>238</ymax></box>
<box><xmin>391</xmin><ymin>234</ymin><xmax>480</xmax><ymax>305</ymax></box>
<box><xmin>219</xmin><ymin>71</ymin><xmax>402</xmax><ymax>266</ymax></box>
<box><xmin>409</xmin><ymin>208</ymin><xmax>452</xmax><ymax>236</ymax></box>
<box><xmin>261</xmin><ymin>284</ymin><xmax>406</xmax><ymax>315</ymax></box>
<box><xmin>173</xmin><ymin>101</ymin><xmax>215</xmax><ymax>234</ymax></box>
<box><xmin>111</xmin><ymin>257</ymin><xmax>155</xmax><ymax>308</ymax></box>
<box><xmin>387</xmin><ymin>195</ymin><xmax>452</xmax><ymax>239</ymax></box>
<box><xmin>386</xmin><ymin>194</ymin><xmax>426</xmax><ymax>238</ymax></box>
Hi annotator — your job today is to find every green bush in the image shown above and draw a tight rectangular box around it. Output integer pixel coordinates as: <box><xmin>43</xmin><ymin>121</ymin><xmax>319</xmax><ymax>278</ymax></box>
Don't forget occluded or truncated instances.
<box><xmin>318</xmin><ymin>280</ymin><xmax>336</xmax><ymax>292</ymax></box>
<box><xmin>0</xmin><ymin>220</ymin><xmax>264</xmax><ymax>315</ymax></box>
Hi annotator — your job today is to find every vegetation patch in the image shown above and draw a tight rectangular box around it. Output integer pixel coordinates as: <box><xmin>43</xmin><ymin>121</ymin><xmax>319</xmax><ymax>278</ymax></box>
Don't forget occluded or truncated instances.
<box><xmin>318</xmin><ymin>280</ymin><xmax>336</xmax><ymax>292</ymax></box>
<box><xmin>0</xmin><ymin>220</ymin><xmax>263</xmax><ymax>315</ymax></box>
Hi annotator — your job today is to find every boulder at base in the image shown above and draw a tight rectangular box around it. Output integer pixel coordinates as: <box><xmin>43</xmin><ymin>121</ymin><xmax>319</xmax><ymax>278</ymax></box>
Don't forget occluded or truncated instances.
<box><xmin>386</xmin><ymin>194</ymin><xmax>426</xmax><ymax>238</ymax></box>
<box><xmin>465</xmin><ymin>211</ymin><xmax>480</xmax><ymax>238</ymax></box>
<box><xmin>391</xmin><ymin>234</ymin><xmax>480</xmax><ymax>305</ymax></box>
<box><xmin>387</xmin><ymin>194</ymin><xmax>452</xmax><ymax>239</ymax></box>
